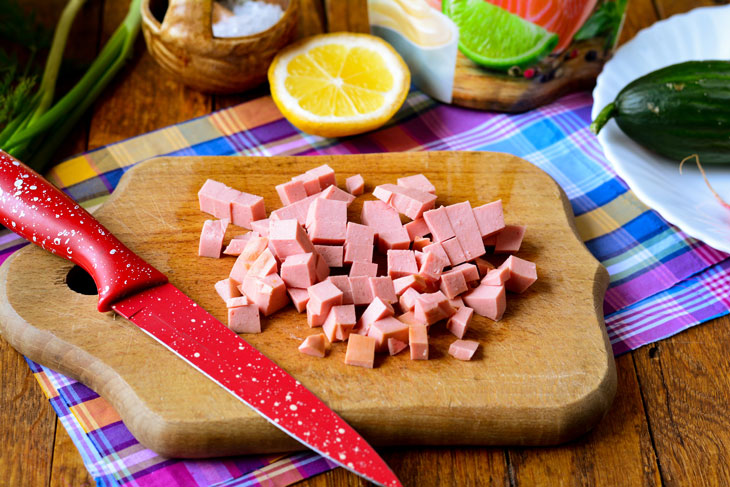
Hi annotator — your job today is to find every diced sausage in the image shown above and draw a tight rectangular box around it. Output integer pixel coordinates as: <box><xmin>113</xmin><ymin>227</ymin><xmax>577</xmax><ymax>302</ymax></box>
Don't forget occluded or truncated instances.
<box><xmin>241</xmin><ymin>273</ymin><xmax>289</xmax><ymax>316</ymax></box>
<box><xmin>268</xmin><ymin>219</ymin><xmax>315</xmax><ymax>260</ymax></box>
<box><xmin>346</xmin><ymin>222</ymin><xmax>376</xmax><ymax>246</ymax></box>
<box><xmin>397</xmin><ymin>174</ymin><xmax>436</xmax><ymax>194</ymax></box>
<box><xmin>482</xmin><ymin>266</ymin><xmax>510</xmax><ymax>286</ymax></box>
<box><xmin>323</xmin><ymin>304</ymin><xmax>356</xmax><ymax>342</ymax></box>
<box><xmin>462</xmin><ymin>284</ymin><xmax>506</xmax><ymax>321</ymax></box>
<box><xmin>441</xmin><ymin>237</ymin><xmax>467</xmax><ymax>266</ymax></box>
<box><xmin>399</xmin><ymin>287</ymin><xmax>421</xmax><ymax>312</ymax></box>
<box><xmin>319</xmin><ymin>185</ymin><xmax>356</xmax><ymax>206</ymax></box>
<box><xmin>499</xmin><ymin>255</ymin><xmax>537</xmax><ymax>293</ymax></box>
<box><xmin>275</xmin><ymin>179</ymin><xmax>307</xmax><ymax>206</ymax></box>
<box><xmin>387</xmin><ymin>337</ymin><xmax>408</xmax><ymax>356</ymax></box>
<box><xmin>409</xmin><ymin>325</ymin><xmax>429</xmax><ymax>360</ymax></box>
<box><xmin>280</xmin><ymin>252</ymin><xmax>317</xmax><ymax>288</ymax></box>
<box><xmin>367</xmin><ymin>316</ymin><xmax>409</xmax><ymax>353</ymax></box>
<box><xmin>228</xmin><ymin>304</ymin><xmax>261</xmax><ymax>333</ymax></box>
<box><xmin>231</xmin><ymin>192</ymin><xmax>265</xmax><ymax>229</ymax></box>
<box><xmin>326</xmin><ymin>276</ymin><xmax>354</xmax><ymax>305</ymax></box>
<box><xmin>287</xmin><ymin>287</ymin><xmax>309</xmax><ymax>312</ymax></box>
<box><xmin>345</xmin><ymin>334</ymin><xmax>376</xmax><ymax>368</ymax></box>
<box><xmin>199</xmin><ymin>219</ymin><xmax>229</xmax><ymax>258</ymax></box>
<box><xmin>445</xmin><ymin>202</ymin><xmax>485</xmax><ymax>260</ymax></box>
<box><xmin>305</xmin><ymin>164</ymin><xmax>336</xmax><ymax>189</ymax></box>
<box><xmin>369</xmin><ymin>276</ymin><xmax>397</xmax><ymax>304</ymax></box>
<box><xmin>439</xmin><ymin>269</ymin><xmax>468</xmax><ymax>299</ymax></box>
<box><xmin>372</xmin><ymin>183</ymin><xmax>436</xmax><ymax>220</ymax></box>
<box><xmin>493</xmin><ymin>225</ymin><xmax>526</xmax><ymax>254</ymax></box>
<box><xmin>346</xmin><ymin>174</ymin><xmax>365</xmax><ymax>195</ymax></box>
<box><xmin>349</xmin><ymin>261</ymin><xmax>378</xmax><ymax>277</ymax></box>
<box><xmin>448</xmin><ymin>339</ymin><xmax>479</xmax><ymax>361</ymax></box>
<box><xmin>306</xmin><ymin>280</ymin><xmax>344</xmax><ymax>317</ymax></box>
<box><xmin>472</xmin><ymin>200</ymin><xmax>505</xmax><ymax>238</ymax></box>
<box><xmin>405</xmin><ymin>218</ymin><xmax>430</xmax><ymax>241</ymax></box>
<box><xmin>215</xmin><ymin>278</ymin><xmax>241</xmax><ymax>302</ymax></box>
<box><xmin>422</xmin><ymin>207</ymin><xmax>454</xmax><ymax>242</ymax></box>
<box><xmin>292</xmin><ymin>172</ymin><xmax>322</xmax><ymax>195</ymax></box>
<box><xmin>446</xmin><ymin>306</ymin><xmax>474</xmax><ymax>339</ymax></box>
<box><xmin>349</xmin><ymin>276</ymin><xmax>374</xmax><ymax>305</ymax></box>
<box><xmin>344</xmin><ymin>243</ymin><xmax>373</xmax><ymax>264</ymax></box>
<box><xmin>387</xmin><ymin>249</ymin><xmax>418</xmax><ymax>279</ymax></box>
<box><xmin>298</xmin><ymin>333</ymin><xmax>328</xmax><ymax>357</ymax></box>
<box><xmin>198</xmin><ymin>179</ymin><xmax>239</xmax><ymax>219</ymax></box>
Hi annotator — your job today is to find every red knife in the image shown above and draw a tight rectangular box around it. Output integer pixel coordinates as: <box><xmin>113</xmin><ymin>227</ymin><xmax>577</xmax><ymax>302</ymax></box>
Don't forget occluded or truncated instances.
<box><xmin>0</xmin><ymin>150</ymin><xmax>401</xmax><ymax>487</ymax></box>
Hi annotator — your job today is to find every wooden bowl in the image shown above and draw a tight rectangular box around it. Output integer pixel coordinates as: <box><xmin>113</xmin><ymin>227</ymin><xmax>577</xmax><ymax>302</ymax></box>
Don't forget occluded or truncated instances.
<box><xmin>141</xmin><ymin>0</ymin><xmax>299</xmax><ymax>94</ymax></box>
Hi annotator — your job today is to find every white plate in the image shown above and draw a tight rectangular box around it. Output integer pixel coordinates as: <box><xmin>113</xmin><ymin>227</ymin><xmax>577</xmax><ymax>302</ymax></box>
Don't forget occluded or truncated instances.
<box><xmin>592</xmin><ymin>5</ymin><xmax>730</xmax><ymax>252</ymax></box>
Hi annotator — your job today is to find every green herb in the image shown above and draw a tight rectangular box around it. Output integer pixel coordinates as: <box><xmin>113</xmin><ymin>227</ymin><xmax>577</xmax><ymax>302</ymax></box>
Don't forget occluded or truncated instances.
<box><xmin>574</xmin><ymin>0</ymin><xmax>627</xmax><ymax>49</ymax></box>
<box><xmin>0</xmin><ymin>0</ymin><xmax>50</xmax><ymax>134</ymax></box>
<box><xmin>0</xmin><ymin>0</ymin><xmax>51</xmax><ymax>52</ymax></box>
<box><xmin>0</xmin><ymin>0</ymin><xmax>142</xmax><ymax>172</ymax></box>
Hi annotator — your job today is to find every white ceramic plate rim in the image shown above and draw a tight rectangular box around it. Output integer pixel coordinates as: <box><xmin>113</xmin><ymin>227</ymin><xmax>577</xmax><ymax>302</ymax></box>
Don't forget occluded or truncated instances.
<box><xmin>592</xmin><ymin>5</ymin><xmax>730</xmax><ymax>253</ymax></box>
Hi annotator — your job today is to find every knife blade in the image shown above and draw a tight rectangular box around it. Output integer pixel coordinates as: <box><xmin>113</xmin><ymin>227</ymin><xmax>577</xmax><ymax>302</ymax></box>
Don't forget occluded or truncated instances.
<box><xmin>0</xmin><ymin>150</ymin><xmax>401</xmax><ymax>487</ymax></box>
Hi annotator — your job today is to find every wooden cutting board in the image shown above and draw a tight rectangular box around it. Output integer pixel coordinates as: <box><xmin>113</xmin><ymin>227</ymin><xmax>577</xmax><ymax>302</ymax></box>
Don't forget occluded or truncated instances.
<box><xmin>0</xmin><ymin>152</ymin><xmax>615</xmax><ymax>458</ymax></box>
<box><xmin>451</xmin><ymin>38</ymin><xmax>606</xmax><ymax>112</ymax></box>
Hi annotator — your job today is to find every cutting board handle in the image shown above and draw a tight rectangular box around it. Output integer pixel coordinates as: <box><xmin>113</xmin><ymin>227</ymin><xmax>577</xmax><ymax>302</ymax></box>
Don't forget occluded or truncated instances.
<box><xmin>0</xmin><ymin>151</ymin><xmax>167</xmax><ymax>311</ymax></box>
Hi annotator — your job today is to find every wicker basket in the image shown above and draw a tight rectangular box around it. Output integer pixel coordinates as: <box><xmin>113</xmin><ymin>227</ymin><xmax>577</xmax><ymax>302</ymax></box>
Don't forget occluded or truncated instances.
<box><xmin>141</xmin><ymin>0</ymin><xmax>299</xmax><ymax>94</ymax></box>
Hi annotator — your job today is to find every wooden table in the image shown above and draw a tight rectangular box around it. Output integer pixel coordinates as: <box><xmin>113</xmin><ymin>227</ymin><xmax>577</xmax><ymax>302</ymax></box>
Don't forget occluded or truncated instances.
<box><xmin>2</xmin><ymin>1</ymin><xmax>729</xmax><ymax>486</ymax></box>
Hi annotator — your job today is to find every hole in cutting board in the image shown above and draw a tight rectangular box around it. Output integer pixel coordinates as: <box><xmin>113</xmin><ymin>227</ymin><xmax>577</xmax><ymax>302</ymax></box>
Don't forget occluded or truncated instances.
<box><xmin>66</xmin><ymin>265</ymin><xmax>98</xmax><ymax>295</ymax></box>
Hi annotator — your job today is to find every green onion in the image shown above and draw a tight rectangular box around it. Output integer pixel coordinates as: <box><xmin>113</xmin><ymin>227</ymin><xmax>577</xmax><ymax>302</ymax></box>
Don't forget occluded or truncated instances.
<box><xmin>2</xmin><ymin>0</ymin><xmax>142</xmax><ymax>172</ymax></box>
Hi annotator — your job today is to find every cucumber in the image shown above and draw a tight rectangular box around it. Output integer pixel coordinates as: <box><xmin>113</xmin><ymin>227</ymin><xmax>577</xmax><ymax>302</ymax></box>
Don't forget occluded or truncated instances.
<box><xmin>591</xmin><ymin>60</ymin><xmax>730</xmax><ymax>164</ymax></box>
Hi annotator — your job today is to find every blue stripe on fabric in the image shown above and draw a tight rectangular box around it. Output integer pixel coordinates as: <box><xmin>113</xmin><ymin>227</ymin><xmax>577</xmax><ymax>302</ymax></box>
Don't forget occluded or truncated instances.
<box><xmin>100</xmin><ymin>168</ymin><xmax>125</xmax><ymax>194</ymax></box>
<box><xmin>94</xmin><ymin>475</ymin><xmax>121</xmax><ymax>487</ymax></box>
<box><xmin>609</xmin><ymin>245</ymin><xmax>690</xmax><ymax>288</ymax></box>
<box><xmin>186</xmin><ymin>137</ymin><xmax>237</xmax><ymax>156</ymax></box>
<box><xmin>572</xmin><ymin>178</ymin><xmax>629</xmax><ymax>216</ymax></box>
<box><xmin>520</xmin><ymin>119</ymin><xmax>566</xmax><ymax>151</ymax></box>
<box><xmin>586</xmin><ymin>210</ymin><xmax>672</xmax><ymax>261</ymax></box>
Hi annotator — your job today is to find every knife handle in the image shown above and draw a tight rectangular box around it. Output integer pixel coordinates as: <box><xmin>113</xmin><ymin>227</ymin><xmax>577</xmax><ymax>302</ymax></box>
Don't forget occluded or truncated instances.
<box><xmin>0</xmin><ymin>151</ymin><xmax>167</xmax><ymax>312</ymax></box>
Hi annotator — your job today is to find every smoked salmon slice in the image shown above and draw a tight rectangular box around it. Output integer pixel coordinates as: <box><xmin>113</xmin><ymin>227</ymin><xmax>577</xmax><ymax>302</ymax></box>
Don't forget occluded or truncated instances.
<box><xmin>483</xmin><ymin>0</ymin><xmax>597</xmax><ymax>51</ymax></box>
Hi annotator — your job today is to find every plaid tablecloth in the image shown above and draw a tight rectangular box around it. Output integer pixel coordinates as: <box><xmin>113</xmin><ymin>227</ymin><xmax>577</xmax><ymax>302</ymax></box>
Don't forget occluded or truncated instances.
<box><xmin>5</xmin><ymin>89</ymin><xmax>730</xmax><ymax>486</ymax></box>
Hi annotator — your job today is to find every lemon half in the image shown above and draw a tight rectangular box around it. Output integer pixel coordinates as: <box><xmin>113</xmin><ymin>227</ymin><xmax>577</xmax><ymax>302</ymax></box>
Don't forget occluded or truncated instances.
<box><xmin>268</xmin><ymin>33</ymin><xmax>411</xmax><ymax>138</ymax></box>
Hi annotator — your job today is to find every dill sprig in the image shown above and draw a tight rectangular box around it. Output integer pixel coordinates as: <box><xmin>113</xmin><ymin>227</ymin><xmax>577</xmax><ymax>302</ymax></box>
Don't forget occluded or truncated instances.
<box><xmin>0</xmin><ymin>0</ymin><xmax>142</xmax><ymax>172</ymax></box>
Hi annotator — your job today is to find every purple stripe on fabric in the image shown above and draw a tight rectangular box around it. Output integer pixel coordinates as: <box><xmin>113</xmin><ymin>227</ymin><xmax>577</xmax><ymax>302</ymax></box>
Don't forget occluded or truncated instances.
<box><xmin>609</xmin><ymin>265</ymin><xmax>730</xmax><ymax>338</ymax></box>
<box><xmin>217</xmin><ymin>452</ymin><xmax>336</xmax><ymax>487</ymax></box>
<box><xmin>0</xmin><ymin>242</ymin><xmax>28</xmax><ymax>266</ymax></box>
<box><xmin>603</xmin><ymin>247</ymin><xmax>728</xmax><ymax>314</ymax></box>
<box><xmin>25</xmin><ymin>357</ymin><xmax>44</xmax><ymax>373</ymax></box>
<box><xmin>95</xmin><ymin>171</ymin><xmax>117</xmax><ymax>195</ymax></box>
<box><xmin>606</xmin><ymin>260</ymin><xmax>730</xmax><ymax>353</ymax></box>
<box><xmin>294</xmin><ymin>454</ymin><xmax>338</xmax><ymax>478</ymax></box>
<box><xmin>126</xmin><ymin>460</ymin><xmax>197</xmax><ymax>486</ymax></box>
<box><xmin>185</xmin><ymin>456</ymin><xmax>273</xmax><ymax>485</ymax></box>
<box><xmin>612</xmin><ymin>308</ymin><xmax>727</xmax><ymax>355</ymax></box>
<box><xmin>58</xmin><ymin>381</ymin><xmax>100</xmax><ymax>404</ymax></box>
<box><xmin>88</xmin><ymin>422</ymin><xmax>137</xmax><ymax>456</ymax></box>
<box><xmin>341</xmin><ymin>138</ymin><xmax>384</xmax><ymax>153</ymax></box>
<box><xmin>248</xmin><ymin>119</ymin><xmax>299</xmax><ymax>145</ymax></box>
<box><xmin>49</xmin><ymin>395</ymin><xmax>66</xmax><ymax>410</ymax></box>
<box><xmin>690</xmin><ymin>240</ymin><xmax>728</xmax><ymax>264</ymax></box>
<box><xmin>400</xmin><ymin>110</ymin><xmax>450</xmax><ymax>144</ymax></box>
<box><xmin>266</xmin><ymin>136</ymin><xmax>316</xmax><ymax>156</ymax></box>
<box><xmin>225</xmin><ymin>132</ymin><xmax>259</xmax><ymax>154</ymax></box>
<box><xmin>225</xmin><ymin>456</ymin><xmax>279</xmax><ymax>477</ymax></box>
<box><xmin>119</xmin><ymin>446</ymin><xmax>161</xmax><ymax>468</ymax></box>
<box><xmin>0</xmin><ymin>230</ymin><xmax>22</xmax><ymax>246</ymax></box>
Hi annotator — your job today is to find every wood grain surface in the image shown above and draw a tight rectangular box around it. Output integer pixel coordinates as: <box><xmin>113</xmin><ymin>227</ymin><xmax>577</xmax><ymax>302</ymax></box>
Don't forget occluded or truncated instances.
<box><xmin>0</xmin><ymin>152</ymin><xmax>614</xmax><ymax>457</ymax></box>
<box><xmin>2</xmin><ymin>1</ymin><xmax>730</xmax><ymax>486</ymax></box>
<box><xmin>450</xmin><ymin>38</ymin><xmax>607</xmax><ymax>113</ymax></box>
